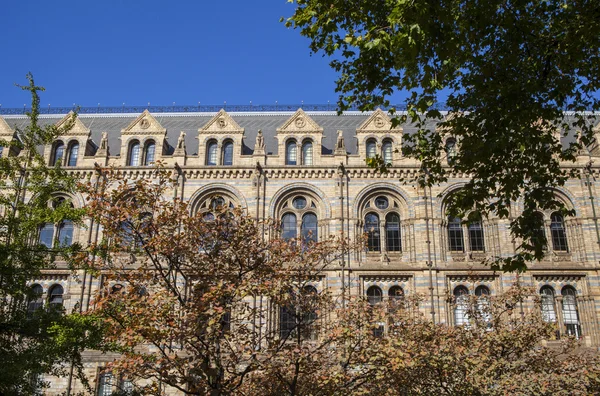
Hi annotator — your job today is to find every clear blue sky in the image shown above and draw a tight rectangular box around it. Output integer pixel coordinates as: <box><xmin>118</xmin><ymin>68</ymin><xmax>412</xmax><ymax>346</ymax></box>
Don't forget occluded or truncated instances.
<box><xmin>0</xmin><ymin>1</ymin><xmax>352</xmax><ymax>108</ymax></box>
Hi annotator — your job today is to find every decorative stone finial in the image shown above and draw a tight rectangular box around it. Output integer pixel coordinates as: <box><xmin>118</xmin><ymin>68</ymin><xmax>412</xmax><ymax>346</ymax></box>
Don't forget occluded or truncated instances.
<box><xmin>334</xmin><ymin>130</ymin><xmax>346</xmax><ymax>155</ymax></box>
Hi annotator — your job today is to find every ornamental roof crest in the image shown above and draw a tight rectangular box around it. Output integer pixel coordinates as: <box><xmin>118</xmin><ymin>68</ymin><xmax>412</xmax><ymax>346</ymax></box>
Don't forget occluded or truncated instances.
<box><xmin>277</xmin><ymin>108</ymin><xmax>323</xmax><ymax>134</ymax></box>
<box><xmin>199</xmin><ymin>109</ymin><xmax>244</xmax><ymax>134</ymax></box>
<box><xmin>122</xmin><ymin>110</ymin><xmax>167</xmax><ymax>135</ymax></box>
<box><xmin>55</xmin><ymin>111</ymin><xmax>91</xmax><ymax>137</ymax></box>
<box><xmin>357</xmin><ymin>108</ymin><xmax>402</xmax><ymax>134</ymax></box>
<box><xmin>0</xmin><ymin>117</ymin><xmax>14</xmax><ymax>137</ymax></box>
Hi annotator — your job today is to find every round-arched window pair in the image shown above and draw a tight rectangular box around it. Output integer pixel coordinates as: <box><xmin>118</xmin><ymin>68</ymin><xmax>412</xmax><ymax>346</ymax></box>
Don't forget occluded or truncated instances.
<box><xmin>363</xmin><ymin>196</ymin><xmax>401</xmax><ymax>253</ymax></box>
<box><xmin>280</xmin><ymin>195</ymin><xmax>318</xmax><ymax>243</ymax></box>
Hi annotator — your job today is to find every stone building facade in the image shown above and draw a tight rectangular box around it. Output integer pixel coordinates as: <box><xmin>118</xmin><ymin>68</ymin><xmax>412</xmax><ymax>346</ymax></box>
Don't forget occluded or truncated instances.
<box><xmin>3</xmin><ymin>108</ymin><xmax>600</xmax><ymax>394</ymax></box>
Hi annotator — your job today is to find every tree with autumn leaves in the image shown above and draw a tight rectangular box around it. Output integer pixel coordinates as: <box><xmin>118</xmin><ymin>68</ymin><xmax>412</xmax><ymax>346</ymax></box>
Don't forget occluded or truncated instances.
<box><xmin>78</xmin><ymin>167</ymin><xmax>600</xmax><ymax>395</ymax></box>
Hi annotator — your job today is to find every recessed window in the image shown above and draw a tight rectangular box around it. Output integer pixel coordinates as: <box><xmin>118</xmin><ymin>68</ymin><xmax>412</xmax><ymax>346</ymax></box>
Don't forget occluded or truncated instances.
<box><xmin>222</xmin><ymin>141</ymin><xmax>234</xmax><ymax>166</ymax></box>
<box><xmin>52</xmin><ymin>141</ymin><xmax>65</xmax><ymax>166</ymax></box>
<box><xmin>550</xmin><ymin>212</ymin><xmax>568</xmax><ymax>251</ymax></box>
<box><xmin>302</xmin><ymin>140</ymin><xmax>313</xmax><ymax>165</ymax></box>
<box><xmin>144</xmin><ymin>140</ymin><xmax>156</xmax><ymax>165</ymax></box>
<box><xmin>382</xmin><ymin>139</ymin><xmax>393</xmax><ymax>165</ymax></box>
<box><xmin>128</xmin><ymin>141</ymin><xmax>140</xmax><ymax>166</ymax></box>
<box><xmin>48</xmin><ymin>284</ymin><xmax>64</xmax><ymax>309</ymax></box>
<box><xmin>67</xmin><ymin>142</ymin><xmax>79</xmax><ymax>167</ymax></box>
<box><xmin>540</xmin><ymin>286</ymin><xmax>557</xmax><ymax>323</ymax></box>
<box><xmin>281</xmin><ymin>213</ymin><xmax>297</xmax><ymax>240</ymax></box>
<box><xmin>447</xmin><ymin>217</ymin><xmax>464</xmax><ymax>252</ymax></box>
<box><xmin>366</xmin><ymin>139</ymin><xmax>377</xmax><ymax>159</ymax></box>
<box><xmin>206</xmin><ymin>140</ymin><xmax>218</xmax><ymax>166</ymax></box>
<box><xmin>375</xmin><ymin>196</ymin><xmax>389</xmax><ymax>209</ymax></box>
<box><xmin>286</xmin><ymin>140</ymin><xmax>297</xmax><ymax>165</ymax></box>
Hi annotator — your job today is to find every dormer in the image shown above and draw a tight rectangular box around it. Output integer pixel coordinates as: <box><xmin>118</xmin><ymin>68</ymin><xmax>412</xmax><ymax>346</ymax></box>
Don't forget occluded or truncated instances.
<box><xmin>0</xmin><ymin>117</ymin><xmax>19</xmax><ymax>158</ymax></box>
<box><xmin>436</xmin><ymin>112</ymin><xmax>461</xmax><ymax>165</ymax></box>
<box><xmin>356</xmin><ymin>109</ymin><xmax>402</xmax><ymax>165</ymax></box>
<box><xmin>586</xmin><ymin>122</ymin><xmax>600</xmax><ymax>157</ymax></box>
<box><xmin>198</xmin><ymin>109</ymin><xmax>244</xmax><ymax>166</ymax></box>
<box><xmin>120</xmin><ymin>110</ymin><xmax>167</xmax><ymax>167</ymax></box>
<box><xmin>276</xmin><ymin>109</ymin><xmax>323</xmax><ymax>166</ymax></box>
<box><xmin>47</xmin><ymin>112</ymin><xmax>92</xmax><ymax>167</ymax></box>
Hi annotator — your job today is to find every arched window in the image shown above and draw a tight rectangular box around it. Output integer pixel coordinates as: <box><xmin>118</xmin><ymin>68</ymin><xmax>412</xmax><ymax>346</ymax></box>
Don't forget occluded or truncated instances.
<box><xmin>532</xmin><ymin>212</ymin><xmax>547</xmax><ymax>250</ymax></box>
<box><xmin>475</xmin><ymin>285</ymin><xmax>491</xmax><ymax>323</ymax></box>
<box><xmin>27</xmin><ymin>284</ymin><xmax>43</xmax><ymax>317</ymax></box>
<box><xmin>302</xmin><ymin>140</ymin><xmax>313</xmax><ymax>165</ymax></box>
<box><xmin>57</xmin><ymin>220</ymin><xmax>74</xmax><ymax>247</ymax></box>
<box><xmin>364</xmin><ymin>213</ymin><xmax>381</xmax><ymax>252</ymax></box>
<box><xmin>468</xmin><ymin>219</ymin><xmax>485</xmax><ymax>252</ymax></box>
<box><xmin>540</xmin><ymin>286</ymin><xmax>557</xmax><ymax>323</ymax></box>
<box><xmin>550</xmin><ymin>212</ymin><xmax>568</xmax><ymax>251</ymax></box>
<box><xmin>448</xmin><ymin>217</ymin><xmax>464</xmax><ymax>252</ymax></box>
<box><xmin>144</xmin><ymin>140</ymin><xmax>156</xmax><ymax>165</ymax></box>
<box><xmin>454</xmin><ymin>286</ymin><xmax>469</xmax><ymax>326</ymax></box>
<box><xmin>388</xmin><ymin>285</ymin><xmax>404</xmax><ymax>311</ymax></box>
<box><xmin>385</xmin><ymin>213</ymin><xmax>401</xmax><ymax>252</ymax></box>
<box><xmin>280</xmin><ymin>289</ymin><xmax>296</xmax><ymax>339</ymax></box>
<box><xmin>222</xmin><ymin>141</ymin><xmax>233</xmax><ymax>166</ymax></box>
<box><xmin>301</xmin><ymin>213</ymin><xmax>318</xmax><ymax>243</ymax></box>
<box><xmin>561</xmin><ymin>286</ymin><xmax>581</xmax><ymax>338</ymax></box>
<box><xmin>206</xmin><ymin>140</ymin><xmax>218</xmax><ymax>166</ymax></box>
<box><xmin>301</xmin><ymin>285</ymin><xmax>318</xmax><ymax>341</ymax></box>
<box><xmin>366</xmin><ymin>286</ymin><xmax>383</xmax><ymax>306</ymax></box>
<box><xmin>286</xmin><ymin>140</ymin><xmax>297</xmax><ymax>165</ymax></box>
<box><xmin>128</xmin><ymin>140</ymin><xmax>140</xmax><ymax>166</ymax></box>
<box><xmin>382</xmin><ymin>139</ymin><xmax>393</xmax><ymax>165</ymax></box>
<box><xmin>475</xmin><ymin>285</ymin><xmax>490</xmax><ymax>297</ymax></box>
<box><xmin>445</xmin><ymin>138</ymin><xmax>457</xmax><ymax>164</ymax></box>
<box><xmin>366</xmin><ymin>139</ymin><xmax>377</xmax><ymax>159</ymax></box>
<box><xmin>97</xmin><ymin>372</ymin><xmax>113</xmax><ymax>396</ymax></box>
<box><xmin>51</xmin><ymin>141</ymin><xmax>64</xmax><ymax>166</ymax></box>
<box><xmin>282</xmin><ymin>213</ymin><xmax>297</xmax><ymax>240</ymax></box>
<box><xmin>48</xmin><ymin>284</ymin><xmax>64</xmax><ymax>309</ymax></box>
<box><xmin>39</xmin><ymin>223</ymin><xmax>54</xmax><ymax>248</ymax></box>
<box><xmin>66</xmin><ymin>142</ymin><xmax>79</xmax><ymax>167</ymax></box>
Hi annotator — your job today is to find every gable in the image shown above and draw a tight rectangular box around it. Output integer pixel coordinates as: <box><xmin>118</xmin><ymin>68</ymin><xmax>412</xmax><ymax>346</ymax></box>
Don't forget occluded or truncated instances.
<box><xmin>277</xmin><ymin>108</ymin><xmax>323</xmax><ymax>134</ymax></box>
<box><xmin>122</xmin><ymin>110</ymin><xmax>167</xmax><ymax>135</ymax></box>
<box><xmin>55</xmin><ymin>112</ymin><xmax>91</xmax><ymax>137</ymax></box>
<box><xmin>199</xmin><ymin>109</ymin><xmax>244</xmax><ymax>134</ymax></box>
<box><xmin>357</xmin><ymin>108</ymin><xmax>402</xmax><ymax>134</ymax></box>
<box><xmin>0</xmin><ymin>117</ymin><xmax>14</xmax><ymax>137</ymax></box>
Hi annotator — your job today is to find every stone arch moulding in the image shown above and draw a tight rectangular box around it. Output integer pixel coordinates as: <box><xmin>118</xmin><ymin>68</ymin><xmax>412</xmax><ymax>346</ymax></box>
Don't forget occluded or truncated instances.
<box><xmin>352</xmin><ymin>182</ymin><xmax>413</xmax><ymax>218</ymax></box>
<box><xmin>269</xmin><ymin>183</ymin><xmax>331</xmax><ymax>219</ymax></box>
<box><xmin>513</xmin><ymin>187</ymin><xmax>579</xmax><ymax>218</ymax></box>
<box><xmin>187</xmin><ymin>183</ymin><xmax>247</xmax><ymax>215</ymax></box>
<box><xmin>25</xmin><ymin>191</ymin><xmax>85</xmax><ymax>209</ymax></box>
<box><xmin>437</xmin><ymin>182</ymin><xmax>468</xmax><ymax>218</ymax></box>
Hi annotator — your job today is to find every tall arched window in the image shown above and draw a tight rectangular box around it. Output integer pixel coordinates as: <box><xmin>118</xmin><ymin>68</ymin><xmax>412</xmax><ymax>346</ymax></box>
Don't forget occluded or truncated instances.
<box><xmin>282</xmin><ymin>213</ymin><xmax>297</xmax><ymax>240</ymax></box>
<box><xmin>128</xmin><ymin>140</ymin><xmax>140</xmax><ymax>166</ymax></box>
<box><xmin>27</xmin><ymin>284</ymin><xmax>43</xmax><ymax>317</ymax></box>
<box><xmin>39</xmin><ymin>223</ymin><xmax>54</xmax><ymax>248</ymax></box>
<box><xmin>445</xmin><ymin>138</ymin><xmax>457</xmax><ymax>164</ymax></box>
<box><xmin>367</xmin><ymin>286</ymin><xmax>383</xmax><ymax>306</ymax></box>
<box><xmin>382</xmin><ymin>139</ymin><xmax>393</xmax><ymax>165</ymax></box>
<box><xmin>468</xmin><ymin>219</ymin><xmax>485</xmax><ymax>252</ymax></box>
<box><xmin>475</xmin><ymin>285</ymin><xmax>491</xmax><ymax>323</ymax></box>
<box><xmin>532</xmin><ymin>212</ymin><xmax>547</xmax><ymax>249</ymax></box>
<box><xmin>365</xmin><ymin>213</ymin><xmax>381</xmax><ymax>252</ymax></box>
<box><xmin>388</xmin><ymin>285</ymin><xmax>404</xmax><ymax>312</ymax></box>
<box><xmin>301</xmin><ymin>213</ymin><xmax>318</xmax><ymax>243</ymax></box>
<box><xmin>51</xmin><ymin>141</ymin><xmax>64</xmax><ymax>166</ymax></box>
<box><xmin>57</xmin><ymin>220</ymin><xmax>74</xmax><ymax>247</ymax></box>
<box><xmin>301</xmin><ymin>285</ymin><xmax>318</xmax><ymax>341</ymax></box>
<box><xmin>366</xmin><ymin>139</ymin><xmax>377</xmax><ymax>159</ymax></box>
<box><xmin>550</xmin><ymin>212</ymin><xmax>568</xmax><ymax>251</ymax></box>
<box><xmin>385</xmin><ymin>213</ymin><xmax>401</xmax><ymax>252</ymax></box>
<box><xmin>66</xmin><ymin>141</ymin><xmax>79</xmax><ymax>167</ymax></box>
<box><xmin>144</xmin><ymin>140</ymin><xmax>156</xmax><ymax>165</ymax></box>
<box><xmin>48</xmin><ymin>284</ymin><xmax>64</xmax><ymax>309</ymax></box>
<box><xmin>540</xmin><ymin>286</ymin><xmax>557</xmax><ymax>323</ymax></box>
<box><xmin>286</xmin><ymin>140</ymin><xmax>297</xmax><ymax>165</ymax></box>
<box><xmin>222</xmin><ymin>140</ymin><xmax>233</xmax><ymax>166</ymax></box>
<box><xmin>561</xmin><ymin>286</ymin><xmax>581</xmax><ymax>338</ymax></box>
<box><xmin>454</xmin><ymin>286</ymin><xmax>469</xmax><ymax>326</ymax></box>
<box><xmin>448</xmin><ymin>217</ymin><xmax>464</xmax><ymax>252</ymax></box>
<box><xmin>206</xmin><ymin>140</ymin><xmax>218</xmax><ymax>166</ymax></box>
<box><xmin>302</xmin><ymin>140</ymin><xmax>313</xmax><ymax>165</ymax></box>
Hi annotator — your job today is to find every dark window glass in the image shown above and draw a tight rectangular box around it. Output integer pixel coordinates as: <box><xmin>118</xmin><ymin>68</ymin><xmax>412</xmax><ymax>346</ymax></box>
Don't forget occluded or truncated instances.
<box><xmin>301</xmin><ymin>213</ymin><xmax>318</xmax><ymax>243</ymax></box>
<box><xmin>97</xmin><ymin>372</ymin><xmax>113</xmax><ymax>396</ymax></box>
<box><xmin>293</xmin><ymin>197</ymin><xmax>307</xmax><ymax>210</ymax></box>
<box><xmin>468</xmin><ymin>220</ymin><xmax>485</xmax><ymax>251</ymax></box>
<box><xmin>48</xmin><ymin>285</ymin><xmax>64</xmax><ymax>308</ymax></box>
<box><xmin>206</xmin><ymin>141</ymin><xmax>217</xmax><ymax>166</ymax></box>
<box><xmin>385</xmin><ymin>213</ymin><xmax>401</xmax><ymax>252</ymax></box>
<box><xmin>475</xmin><ymin>285</ymin><xmax>490</xmax><ymax>296</ymax></box>
<box><xmin>367</xmin><ymin>286</ymin><xmax>383</xmax><ymax>306</ymax></box>
<box><xmin>550</xmin><ymin>212</ymin><xmax>568</xmax><ymax>251</ymax></box>
<box><xmin>280</xmin><ymin>303</ymin><xmax>296</xmax><ymax>338</ymax></box>
<box><xmin>375</xmin><ymin>197</ymin><xmax>389</xmax><ymax>209</ymax></box>
<box><xmin>282</xmin><ymin>213</ymin><xmax>297</xmax><ymax>240</ymax></box>
<box><xmin>128</xmin><ymin>141</ymin><xmax>140</xmax><ymax>166</ymax></box>
<box><xmin>144</xmin><ymin>141</ymin><xmax>156</xmax><ymax>165</ymax></box>
<box><xmin>301</xmin><ymin>285</ymin><xmax>318</xmax><ymax>340</ymax></box>
<box><xmin>53</xmin><ymin>142</ymin><xmax>64</xmax><ymax>166</ymax></box>
<box><xmin>67</xmin><ymin>142</ymin><xmax>79</xmax><ymax>167</ymax></box>
<box><xmin>540</xmin><ymin>286</ymin><xmax>557</xmax><ymax>323</ymax></box>
<box><xmin>532</xmin><ymin>212</ymin><xmax>547</xmax><ymax>250</ymax></box>
<box><xmin>445</xmin><ymin>138</ymin><xmax>457</xmax><ymax>164</ymax></box>
<box><xmin>302</xmin><ymin>141</ymin><xmax>313</xmax><ymax>165</ymax></box>
<box><xmin>448</xmin><ymin>217</ymin><xmax>464</xmax><ymax>252</ymax></box>
<box><xmin>365</xmin><ymin>213</ymin><xmax>380</xmax><ymax>252</ymax></box>
<box><xmin>58</xmin><ymin>221</ymin><xmax>74</xmax><ymax>247</ymax></box>
<box><xmin>39</xmin><ymin>223</ymin><xmax>54</xmax><ymax>248</ymax></box>
<box><xmin>382</xmin><ymin>140</ymin><xmax>393</xmax><ymax>165</ymax></box>
<box><xmin>561</xmin><ymin>287</ymin><xmax>581</xmax><ymax>338</ymax></box>
<box><xmin>286</xmin><ymin>140</ymin><xmax>297</xmax><ymax>165</ymax></box>
<box><xmin>366</xmin><ymin>139</ymin><xmax>377</xmax><ymax>159</ymax></box>
<box><xmin>222</xmin><ymin>141</ymin><xmax>233</xmax><ymax>166</ymax></box>
<box><xmin>211</xmin><ymin>197</ymin><xmax>225</xmax><ymax>210</ymax></box>
<box><xmin>27</xmin><ymin>284</ymin><xmax>43</xmax><ymax>316</ymax></box>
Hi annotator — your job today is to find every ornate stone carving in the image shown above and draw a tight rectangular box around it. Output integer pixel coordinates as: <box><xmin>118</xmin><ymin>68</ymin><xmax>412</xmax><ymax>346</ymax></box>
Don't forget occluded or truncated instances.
<box><xmin>295</xmin><ymin>117</ymin><xmax>306</xmax><ymax>129</ymax></box>
<box><xmin>374</xmin><ymin>116</ymin><xmax>385</xmax><ymax>128</ymax></box>
<box><xmin>100</xmin><ymin>132</ymin><xmax>108</xmax><ymax>150</ymax></box>
<box><xmin>218</xmin><ymin>117</ymin><xmax>227</xmax><ymax>128</ymax></box>
<box><xmin>334</xmin><ymin>130</ymin><xmax>346</xmax><ymax>155</ymax></box>
<box><xmin>140</xmin><ymin>118</ymin><xmax>150</xmax><ymax>129</ymax></box>
<box><xmin>254</xmin><ymin>129</ymin><xmax>265</xmax><ymax>154</ymax></box>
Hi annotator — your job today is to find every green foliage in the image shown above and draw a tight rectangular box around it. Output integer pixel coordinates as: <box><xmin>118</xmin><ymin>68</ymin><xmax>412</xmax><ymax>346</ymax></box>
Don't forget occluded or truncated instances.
<box><xmin>0</xmin><ymin>74</ymin><xmax>95</xmax><ymax>394</ymax></box>
<box><xmin>286</xmin><ymin>0</ymin><xmax>600</xmax><ymax>271</ymax></box>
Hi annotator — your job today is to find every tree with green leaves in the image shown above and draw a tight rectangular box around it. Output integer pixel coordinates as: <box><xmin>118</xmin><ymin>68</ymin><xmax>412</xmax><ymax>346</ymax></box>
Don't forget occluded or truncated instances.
<box><xmin>285</xmin><ymin>0</ymin><xmax>600</xmax><ymax>271</ymax></box>
<box><xmin>0</xmin><ymin>73</ymin><xmax>103</xmax><ymax>394</ymax></box>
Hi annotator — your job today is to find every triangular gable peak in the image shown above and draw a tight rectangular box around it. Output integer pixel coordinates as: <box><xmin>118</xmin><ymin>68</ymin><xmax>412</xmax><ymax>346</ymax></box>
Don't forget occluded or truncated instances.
<box><xmin>0</xmin><ymin>117</ymin><xmax>15</xmax><ymax>138</ymax></box>
<box><xmin>276</xmin><ymin>109</ymin><xmax>323</xmax><ymax>135</ymax></box>
<box><xmin>122</xmin><ymin>110</ymin><xmax>166</xmax><ymax>136</ymax></box>
<box><xmin>588</xmin><ymin>121</ymin><xmax>600</xmax><ymax>156</ymax></box>
<box><xmin>199</xmin><ymin>109</ymin><xmax>244</xmax><ymax>135</ymax></box>
<box><xmin>356</xmin><ymin>108</ymin><xmax>402</xmax><ymax>134</ymax></box>
<box><xmin>55</xmin><ymin>111</ymin><xmax>91</xmax><ymax>137</ymax></box>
